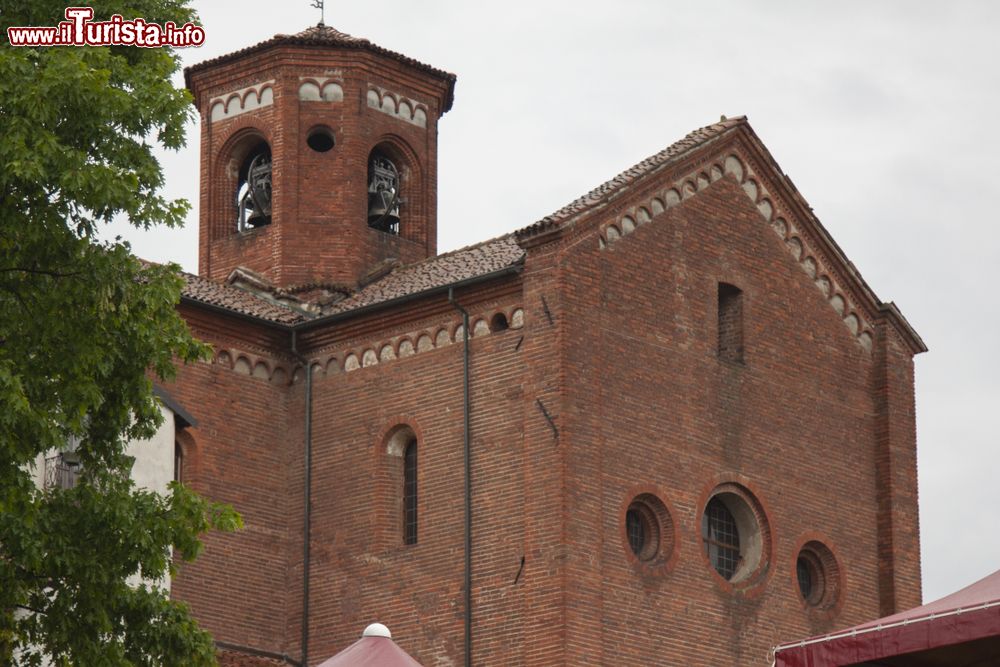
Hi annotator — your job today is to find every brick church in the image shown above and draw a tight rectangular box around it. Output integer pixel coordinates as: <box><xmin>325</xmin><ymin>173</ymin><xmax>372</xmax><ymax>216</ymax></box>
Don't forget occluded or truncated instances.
<box><xmin>165</xmin><ymin>23</ymin><xmax>926</xmax><ymax>667</ymax></box>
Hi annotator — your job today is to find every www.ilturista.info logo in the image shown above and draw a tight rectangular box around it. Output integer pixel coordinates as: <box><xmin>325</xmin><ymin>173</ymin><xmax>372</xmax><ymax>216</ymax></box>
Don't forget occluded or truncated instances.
<box><xmin>6</xmin><ymin>7</ymin><xmax>205</xmax><ymax>48</ymax></box>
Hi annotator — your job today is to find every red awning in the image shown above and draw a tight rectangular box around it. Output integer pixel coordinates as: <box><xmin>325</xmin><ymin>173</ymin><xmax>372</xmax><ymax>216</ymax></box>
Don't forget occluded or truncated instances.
<box><xmin>317</xmin><ymin>624</ymin><xmax>424</xmax><ymax>667</ymax></box>
<box><xmin>773</xmin><ymin>569</ymin><xmax>1000</xmax><ymax>666</ymax></box>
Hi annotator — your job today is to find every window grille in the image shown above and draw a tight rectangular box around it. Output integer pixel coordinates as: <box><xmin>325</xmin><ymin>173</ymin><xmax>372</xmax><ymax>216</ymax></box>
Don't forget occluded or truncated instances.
<box><xmin>626</xmin><ymin>508</ymin><xmax>646</xmax><ymax>557</ymax></box>
<box><xmin>703</xmin><ymin>497</ymin><xmax>740</xmax><ymax>580</ymax></box>
<box><xmin>797</xmin><ymin>555</ymin><xmax>814</xmax><ymax>600</ymax></box>
<box><xmin>44</xmin><ymin>452</ymin><xmax>81</xmax><ymax>490</ymax></box>
<box><xmin>403</xmin><ymin>439</ymin><xmax>417</xmax><ymax>545</ymax></box>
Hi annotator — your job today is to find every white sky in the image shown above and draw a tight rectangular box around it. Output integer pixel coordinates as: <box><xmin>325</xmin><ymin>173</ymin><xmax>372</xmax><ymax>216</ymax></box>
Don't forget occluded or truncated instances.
<box><xmin>104</xmin><ymin>0</ymin><xmax>1000</xmax><ymax>604</ymax></box>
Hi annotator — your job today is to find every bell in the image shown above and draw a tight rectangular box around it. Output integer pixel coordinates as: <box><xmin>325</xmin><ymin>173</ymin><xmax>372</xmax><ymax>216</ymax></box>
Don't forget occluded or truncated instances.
<box><xmin>235</xmin><ymin>149</ymin><xmax>274</xmax><ymax>232</ymax></box>
<box><xmin>367</xmin><ymin>188</ymin><xmax>400</xmax><ymax>232</ymax></box>
<box><xmin>247</xmin><ymin>154</ymin><xmax>272</xmax><ymax>219</ymax></box>
<box><xmin>245</xmin><ymin>208</ymin><xmax>268</xmax><ymax>228</ymax></box>
<box><xmin>367</xmin><ymin>153</ymin><xmax>401</xmax><ymax>233</ymax></box>
<box><xmin>368</xmin><ymin>189</ymin><xmax>397</xmax><ymax>221</ymax></box>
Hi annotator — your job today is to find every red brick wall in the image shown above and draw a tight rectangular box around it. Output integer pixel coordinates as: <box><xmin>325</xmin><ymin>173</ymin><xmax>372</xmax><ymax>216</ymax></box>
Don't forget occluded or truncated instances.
<box><xmin>873</xmin><ymin>323</ymin><xmax>922</xmax><ymax>615</ymax></box>
<box><xmin>547</xmin><ymin>171</ymin><xmax>918</xmax><ymax>665</ymax></box>
<box><xmin>296</xmin><ymin>288</ymin><xmax>528</xmax><ymax>666</ymax></box>
<box><xmin>166</xmin><ymin>309</ymin><xmax>299</xmax><ymax>657</ymax></box>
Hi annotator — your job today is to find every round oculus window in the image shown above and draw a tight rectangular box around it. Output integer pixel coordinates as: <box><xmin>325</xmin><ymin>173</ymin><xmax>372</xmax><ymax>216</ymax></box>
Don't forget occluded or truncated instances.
<box><xmin>306</xmin><ymin>126</ymin><xmax>335</xmax><ymax>152</ymax></box>
<box><xmin>623</xmin><ymin>493</ymin><xmax>673</xmax><ymax>567</ymax></box>
<box><xmin>701</xmin><ymin>485</ymin><xmax>769</xmax><ymax>585</ymax></box>
<box><xmin>796</xmin><ymin>541</ymin><xmax>840</xmax><ymax>609</ymax></box>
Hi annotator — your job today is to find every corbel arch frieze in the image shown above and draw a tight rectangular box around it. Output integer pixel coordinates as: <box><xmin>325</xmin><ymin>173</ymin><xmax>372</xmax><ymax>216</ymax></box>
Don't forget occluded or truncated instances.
<box><xmin>598</xmin><ymin>146</ymin><xmax>875</xmax><ymax>352</ymax></box>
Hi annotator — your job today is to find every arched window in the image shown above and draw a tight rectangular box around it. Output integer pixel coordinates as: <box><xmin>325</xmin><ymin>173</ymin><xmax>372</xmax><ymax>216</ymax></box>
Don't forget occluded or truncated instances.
<box><xmin>174</xmin><ymin>440</ymin><xmax>183</xmax><ymax>483</ymax></box>
<box><xmin>403</xmin><ymin>439</ymin><xmax>417</xmax><ymax>545</ymax></box>
<box><xmin>235</xmin><ymin>140</ymin><xmax>272</xmax><ymax>232</ymax></box>
<box><xmin>367</xmin><ymin>148</ymin><xmax>401</xmax><ymax>235</ymax></box>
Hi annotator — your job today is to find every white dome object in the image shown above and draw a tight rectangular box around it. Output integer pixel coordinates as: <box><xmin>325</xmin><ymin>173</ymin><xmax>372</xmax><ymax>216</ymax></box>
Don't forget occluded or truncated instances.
<box><xmin>362</xmin><ymin>622</ymin><xmax>392</xmax><ymax>639</ymax></box>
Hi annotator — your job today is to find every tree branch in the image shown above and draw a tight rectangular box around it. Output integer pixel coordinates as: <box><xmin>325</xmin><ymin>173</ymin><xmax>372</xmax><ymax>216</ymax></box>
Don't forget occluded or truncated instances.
<box><xmin>0</xmin><ymin>268</ymin><xmax>83</xmax><ymax>278</ymax></box>
<box><xmin>15</xmin><ymin>604</ymin><xmax>46</xmax><ymax>616</ymax></box>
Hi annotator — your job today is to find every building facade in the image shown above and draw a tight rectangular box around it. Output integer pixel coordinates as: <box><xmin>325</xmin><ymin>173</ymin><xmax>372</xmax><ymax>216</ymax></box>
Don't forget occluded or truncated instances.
<box><xmin>166</xmin><ymin>25</ymin><xmax>926</xmax><ymax>666</ymax></box>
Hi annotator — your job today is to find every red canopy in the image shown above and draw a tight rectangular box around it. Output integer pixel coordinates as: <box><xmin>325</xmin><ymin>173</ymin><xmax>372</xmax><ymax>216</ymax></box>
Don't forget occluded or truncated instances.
<box><xmin>317</xmin><ymin>624</ymin><xmax>424</xmax><ymax>667</ymax></box>
<box><xmin>773</xmin><ymin>569</ymin><xmax>1000</xmax><ymax>666</ymax></box>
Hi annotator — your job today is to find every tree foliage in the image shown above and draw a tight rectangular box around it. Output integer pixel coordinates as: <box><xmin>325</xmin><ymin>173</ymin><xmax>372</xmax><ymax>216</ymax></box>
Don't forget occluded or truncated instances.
<box><xmin>0</xmin><ymin>3</ymin><xmax>240</xmax><ymax>664</ymax></box>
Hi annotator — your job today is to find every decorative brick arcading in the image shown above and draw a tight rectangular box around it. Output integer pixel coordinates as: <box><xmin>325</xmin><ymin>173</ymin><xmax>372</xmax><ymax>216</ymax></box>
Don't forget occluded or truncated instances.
<box><xmin>297</xmin><ymin>76</ymin><xmax>344</xmax><ymax>102</ymax></box>
<box><xmin>208</xmin><ymin>81</ymin><xmax>275</xmax><ymax>123</ymax></box>
<box><xmin>206</xmin><ymin>306</ymin><xmax>524</xmax><ymax>384</ymax></box>
<box><xmin>367</xmin><ymin>85</ymin><xmax>429</xmax><ymax>128</ymax></box>
<box><xmin>324</xmin><ymin>306</ymin><xmax>522</xmax><ymax>376</ymax></box>
<box><xmin>599</xmin><ymin>153</ymin><xmax>875</xmax><ymax>352</ymax></box>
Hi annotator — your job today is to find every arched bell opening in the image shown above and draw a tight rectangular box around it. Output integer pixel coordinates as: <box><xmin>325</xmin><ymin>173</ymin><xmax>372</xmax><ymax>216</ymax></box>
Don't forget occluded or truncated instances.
<box><xmin>367</xmin><ymin>145</ymin><xmax>403</xmax><ymax>235</ymax></box>
<box><xmin>234</xmin><ymin>139</ymin><xmax>273</xmax><ymax>233</ymax></box>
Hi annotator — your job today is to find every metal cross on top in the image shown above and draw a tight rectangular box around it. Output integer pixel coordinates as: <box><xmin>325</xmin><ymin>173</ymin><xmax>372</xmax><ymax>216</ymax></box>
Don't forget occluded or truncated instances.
<box><xmin>311</xmin><ymin>0</ymin><xmax>325</xmax><ymax>26</ymax></box>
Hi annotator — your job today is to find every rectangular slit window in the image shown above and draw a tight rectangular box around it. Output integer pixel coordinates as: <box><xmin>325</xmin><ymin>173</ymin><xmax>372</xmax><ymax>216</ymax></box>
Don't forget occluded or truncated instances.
<box><xmin>718</xmin><ymin>283</ymin><xmax>744</xmax><ymax>363</ymax></box>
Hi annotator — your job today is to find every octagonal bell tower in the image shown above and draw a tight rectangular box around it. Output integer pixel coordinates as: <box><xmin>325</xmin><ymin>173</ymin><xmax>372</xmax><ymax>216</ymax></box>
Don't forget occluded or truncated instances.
<box><xmin>185</xmin><ymin>25</ymin><xmax>456</xmax><ymax>288</ymax></box>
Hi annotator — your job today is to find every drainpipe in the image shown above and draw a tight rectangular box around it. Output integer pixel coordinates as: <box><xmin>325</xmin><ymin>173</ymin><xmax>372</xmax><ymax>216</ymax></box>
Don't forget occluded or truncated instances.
<box><xmin>291</xmin><ymin>330</ymin><xmax>313</xmax><ymax>667</ymax></box>
<box><xmin>447</xmin><ymin>287</ymin><xmax>472</xmax><ymax>667</ymax></box>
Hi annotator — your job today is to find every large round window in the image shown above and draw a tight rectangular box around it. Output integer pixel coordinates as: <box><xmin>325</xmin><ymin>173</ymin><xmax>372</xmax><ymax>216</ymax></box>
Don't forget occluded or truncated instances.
<box><xmin>701</xmin><ymin>485</ymin><xmax>770</xmax><ymax>584</ymax></box>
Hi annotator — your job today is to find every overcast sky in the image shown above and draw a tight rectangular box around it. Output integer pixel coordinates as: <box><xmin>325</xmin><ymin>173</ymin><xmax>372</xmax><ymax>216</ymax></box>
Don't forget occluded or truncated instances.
<box><xmin>105</xmin><ymin>0</ymin><xmax>1000</xmax><ymax>604</ymax></box>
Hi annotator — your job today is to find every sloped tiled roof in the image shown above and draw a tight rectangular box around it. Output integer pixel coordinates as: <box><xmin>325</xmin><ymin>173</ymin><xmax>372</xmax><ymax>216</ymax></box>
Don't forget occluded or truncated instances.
<box><xmin>184</xmin><ymin>24</ymin><xmax>457</xmax><ymax>112</ymax></box>
<box><xmin>516</xmin><ymin>116</ymin><xmax>745</xmax><ymax>241</ymax></box>
<box><xmin>324</xmin><ymin>234</ymin><xmax>524</xmax><ymax>315</ymax></box>
<box><xmin>181</xmin><ymin>271</ymin><xmax>310</xmax><ymax>325</ymax></box>
<box><xmin>179</xmin><ymin>235</ymin><xmax>523</xmax><ymax>325</ymax></box>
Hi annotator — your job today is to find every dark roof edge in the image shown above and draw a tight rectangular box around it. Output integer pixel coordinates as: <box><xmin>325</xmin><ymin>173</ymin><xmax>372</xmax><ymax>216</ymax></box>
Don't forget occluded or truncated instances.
<box><xmin>152</xmin><ymin>384</ymin><xmax>198</xmax><ymax>429</ymax></box>
<box><xmin>180</xmin><ymin>262</ymin><xmax>524</xmax><ymax>334</ymax></box>
<box><xmin>183</xmin><ymin>32</ymin><xmax>457</xmax><ymax>113</ymax></box>
<box><xmin>878</xmin><ymin>302</ymin><xmax>929</xmax><ymax>355</ymax></box>
<box><xmin>179</xmin><ymin>292</ymin><xmax>296</xmax><ymax>330</ymax></box>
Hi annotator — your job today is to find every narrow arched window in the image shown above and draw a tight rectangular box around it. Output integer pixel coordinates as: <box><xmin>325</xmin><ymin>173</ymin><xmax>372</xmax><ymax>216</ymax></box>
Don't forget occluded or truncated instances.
<box><xmin>403</xmin><ymin>439</ymin><xmax>418</xmax><ymax>545</ymax></box>
<box><xmin>174</xmin><ymin>440</ymin><xmax>183</xmax><ymax>483</ymax></box>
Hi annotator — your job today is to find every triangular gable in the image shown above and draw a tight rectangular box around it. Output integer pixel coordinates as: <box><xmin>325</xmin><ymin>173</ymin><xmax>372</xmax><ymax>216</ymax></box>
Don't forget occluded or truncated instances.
<box><xmin>516</xmin><ymin>117</ymin><xmax>926</xmax><ymax>356</ymax></box>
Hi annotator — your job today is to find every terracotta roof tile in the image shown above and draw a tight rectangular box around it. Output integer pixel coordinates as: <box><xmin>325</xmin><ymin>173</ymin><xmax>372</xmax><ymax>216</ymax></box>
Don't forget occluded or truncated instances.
<box><xmin>184</xmin><ymin>24</ymin><xmax>456</xmax><ymax>111</ymax></box>
<box><xmin>516</xmin><ymin>116</ymin><xmax>746</xmax><ymax>241</ymax></box>
<box><xmin>323</xmin><ymin>234</ymin><xmax>524</xmax><ymax>315</ymax></box>
<box><xmin>178</xmin><ymin>236</ymin><xmax>522</xmax><ymax>324</ymax></box>
<box><xmin>180</xmin><ymin>271</ymin><xmax>309</xmax><ymax>325</ymax></box>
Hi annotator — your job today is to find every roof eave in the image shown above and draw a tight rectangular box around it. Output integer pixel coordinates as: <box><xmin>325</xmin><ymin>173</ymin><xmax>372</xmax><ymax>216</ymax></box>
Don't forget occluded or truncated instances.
<box><xmin>878</xmin><ymin>301</ymin><xmax>928</xmax><ymax>355</ymax></box>
<box><xmin>183</xmin><ymin>36</ymin><xmax>457</xmax><ymax>112</ymax></box>
<box><xmin>179</xmin><ymin>261</ymin><xmax>524</xmax><ymax>334</ymax></box>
